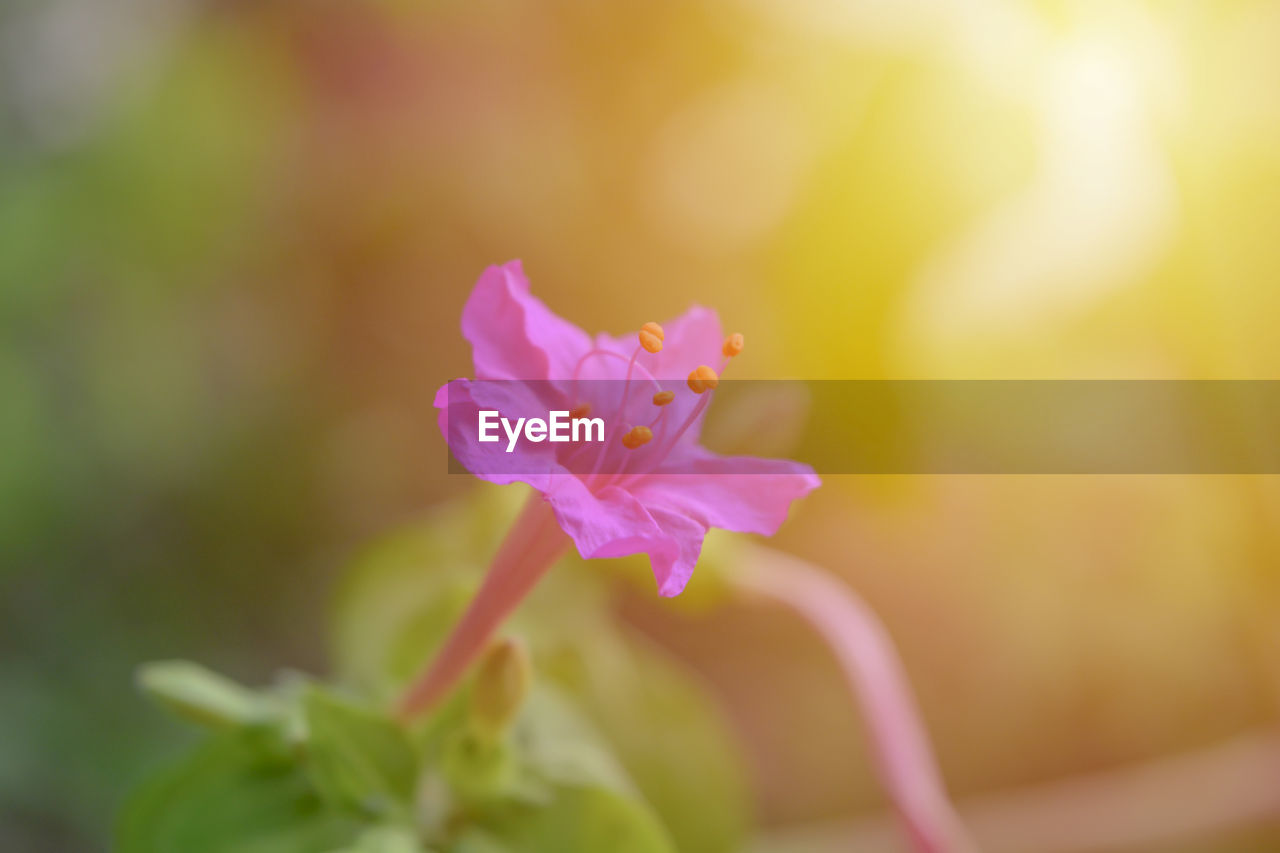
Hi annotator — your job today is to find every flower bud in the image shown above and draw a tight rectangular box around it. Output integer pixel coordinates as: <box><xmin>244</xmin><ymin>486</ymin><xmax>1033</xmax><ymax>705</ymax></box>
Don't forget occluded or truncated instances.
<box><xmin>469</xmin><ymin>638</ymin><xmax>531</xmax><ymax>736</ymax></box>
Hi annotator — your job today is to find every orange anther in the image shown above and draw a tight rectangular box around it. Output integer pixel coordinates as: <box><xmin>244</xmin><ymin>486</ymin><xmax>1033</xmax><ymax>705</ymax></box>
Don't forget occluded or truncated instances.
<box><xmin>722</xmin><ymin>333</ymin><xmax>744</xmax><ymax>358</ymax></box>
<box><xmin>638</xmin><ymin>321</ymin><xmax>665</xmax><ymax>354</ymax></box>
<box><xmin>652</xmin><ymin>390</ymin><xmax>675</xmax><ymax>406</ymax></box>
<box><xmin>621</xmin><ymin>425</ymin><xmax>654</xmax><ymax>449</ymax></box>
<box><xmin>687</xmin><ymin>365</ymin><xmax>719</xmax><ymax>394</ymax></box>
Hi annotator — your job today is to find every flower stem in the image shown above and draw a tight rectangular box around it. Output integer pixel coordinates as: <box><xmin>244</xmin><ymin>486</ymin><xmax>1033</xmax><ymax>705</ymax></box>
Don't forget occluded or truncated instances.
<box><xmin>734</xmin><ymin>547</ymin><xmax>976</xmax><ymax>853</ymax></box>
<box><xmin>753</xmin><ymin>731</ymin><xmax>1280</xmax><ymax>853</ymax></box>
<box><xmin>397</xmin><ymin>493</ymin><xmax>568</xmax><ymax>720</ymax></box>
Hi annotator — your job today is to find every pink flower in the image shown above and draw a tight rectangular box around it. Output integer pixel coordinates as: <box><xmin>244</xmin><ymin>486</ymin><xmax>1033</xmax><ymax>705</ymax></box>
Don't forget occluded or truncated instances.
<box><xmin>402</xmin><ymin>263</ymin><xmax>972</xmax><ymax>853</ymax></box>
<box><xmin>401</xmin><ymin>261</ymin><xmax>817</xmax><ymax>717</ymax></box>
<box><xmin>435</xmin><ymin>259</ymin><xmax>820</xmax><ymax>597</ymax></box>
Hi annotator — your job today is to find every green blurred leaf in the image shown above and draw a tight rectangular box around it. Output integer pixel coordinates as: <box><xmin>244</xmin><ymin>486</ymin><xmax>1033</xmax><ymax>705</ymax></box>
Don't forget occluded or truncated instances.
<box><xmin>564</xmin><ymin>629</ymin><xmax>751</xmax><ymax>853</ymax></box>
<box><xmin>303</xmin><ymin>688</ymin><xmax>418</xmax><ymax>817</ymax></box>
<box><xmin>459</xmin><ymin>785</ymin><xmax>675</xmax><ymax>853</ymax></box>
<box><xmin>328</xmin><ymin>824</ymin><xmax>429</xmax><ymax>853</ymax></box>
<box><xmin>117</xmin><ymin>734</ymin><xmax>360</xmax><ymax>853</ymax></box>
<box><xmin>448</xmin><ymin>831</ymin><xmax>513</xmax><ymax>853</ymax></box>
<box><xmin>330</xmin><ymin>488</ymin><xmax>526</xmax><ymax>695</ymax></box>
<box><xmin>331</xmin><ymin>487</ymin><xmax>749</xmax><ymax>852</ymax></box>
<box><xmin>136</xmin><ymin>660</ymin><xmax>267</xmax><ymax>729</ymax></box>
<box><xmin>426</xmin><ymin>686</ymin><xmax>666</xmax><ymax>850</ymax></box>
<box><xmin>437</xmin><ymin>729</ymin><xmax>525</xmax><ymax>806</ymax></box>
<box><xmin>515</xmin><ymin>689</ymin><xmax>634</xmax><ymax>794</ymax></box>
<box><xmin>536</xmin><ymin>543</ymin><xmax>751</xmax><ymax>853</ymax></box>
<box><xmin>429</xmin><ymin>686</ymin><xmax>627</xmax><ymax>810</ymax></box>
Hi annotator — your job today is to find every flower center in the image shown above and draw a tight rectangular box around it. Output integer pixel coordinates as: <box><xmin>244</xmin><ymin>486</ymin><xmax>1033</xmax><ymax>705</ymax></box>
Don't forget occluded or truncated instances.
<box><xmin>566</xmin><ymin>322</ymin><xmax>744</xmax><ymax>488</ymax></box>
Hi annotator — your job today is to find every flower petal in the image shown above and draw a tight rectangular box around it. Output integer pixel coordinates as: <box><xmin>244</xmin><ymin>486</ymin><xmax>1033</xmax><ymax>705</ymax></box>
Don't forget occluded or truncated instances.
<box><xmin>434</xmin><ymin>379</ymin><xmax>568</xmax><ymax>491</ymax></box>
<box><xmin>632</xmin><ymin>447</ymin><xmax>821</xmax><ymax>536</ymax></box>
<box><xmin>643</xmin><ymin>504</ymin><xmax>707</xmax><ymax>597</ymax></box>
<box><xmin>545</xmin><ymin>479</ymin><xmax>707</xmax><ymax>597</ymax></box>
<box><xmin>592</xmin><ymin>304</ymin><xmax>724</xmax><ymax>381</ymax></box>
<box><xmin>462</xmin><ymin>260</ymin><xmax>593</xmax><ymax>380</ymax></box>
<box><xmin>651</xmin><ymin>304</ymin><xmax>724</xmax><ymax>378</ymax></box>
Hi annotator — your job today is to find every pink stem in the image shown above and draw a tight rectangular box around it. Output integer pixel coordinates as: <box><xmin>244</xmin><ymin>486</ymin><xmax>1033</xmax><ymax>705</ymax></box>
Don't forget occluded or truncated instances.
<box><xmin>735</xmin><ymin>547</ymin><xmax>976</xmax><ymax>853</ymax></box>
<box><xmin>397</xmin><ymin>494</ymin><xmax>568</xmax><ymax>720</ymax></box>
<box><xmin>758</xmin><ymin>731</ymin><xmax>1280</xmax><ymax>852</ymax></box>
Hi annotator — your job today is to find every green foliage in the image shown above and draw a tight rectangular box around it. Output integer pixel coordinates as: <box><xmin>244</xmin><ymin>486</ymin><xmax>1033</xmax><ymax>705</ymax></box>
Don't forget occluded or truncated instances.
<box><xmin>303</xmin><ymin>689</ymin><xmax>418</xmax><ymax>817</ymax></box>
<box><xmin>329</xmin><ymin>489</ymin><xmax>525</xmax><ymax>697</ymax></box>
<box><xmin>332</xmin><ymin>826</ymin><xmax>430</xmax><ymax>853</ymax></box>
<box><xmin>332</xmin><ymin>488</ymin><xmax>751</xmax><ymax>851</ymax></box>
<box><xmin>122</xmin><ymin>486</ymin><xmax>748</xmax><ymax>851</ymax></box>
<box><xmin>123</xmin><ymin>666</ymin><xmax>675</xmax><ymax>853</ymax></box>
<box><xmin>136</xmin><ymin>661</ymin><xmax>274</xmax><ymax>729</ymax></box>
<box><xmin>117</xmin><ymin>733</ymin><xmax>362</xmax><ymax>853</ymax></box>
<box><xmin>453</xmin><ymin>786</ymin><xmax>674</xmax><ymax>853</ymax></box>
<box><xmin>562</xmin><ymin>631</ymin><xmax>751</xmax><ymax>853</ymax></box>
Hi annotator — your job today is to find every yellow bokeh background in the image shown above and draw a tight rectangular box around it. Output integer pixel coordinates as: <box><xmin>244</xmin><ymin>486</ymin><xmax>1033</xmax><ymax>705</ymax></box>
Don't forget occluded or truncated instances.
<box><xmin>4</xmin><ymin>1</ymin><xmax>1280</xmax><ymax>850</ymax></box>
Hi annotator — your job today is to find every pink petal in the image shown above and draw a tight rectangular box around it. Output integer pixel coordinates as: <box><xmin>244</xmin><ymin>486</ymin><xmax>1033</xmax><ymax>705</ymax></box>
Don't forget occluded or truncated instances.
<box><xmin>545</xmin><ymin>478</ymin><xmax>707</xmax><ymax>597</ymax></box>
<box><xmin>644</xmin><ymin>504</ymin><xmax>707</xmax><ymax>596</ymax></box>
<box><xmin>592</xmin><ymin>304</ymin><xmax>724</xmax><ymax>381</ymax></box>
<box><xmin>631</xmin><ymin>447</ymin><xmax>821</xmax><ymax>536</ymax></box>
<box><xmin>462</xmin><ymin>260</ymin><xmax>594</xmax><ymax>380</ymax></box>
<box><xmin>650</xmin><ymin>304</ymin><xmax>725</xmax><ymax>378</ymax></box>
<box><xmin>434</xmin><ymin>378</ymin><xmax>568</xmax><ymax>491</ymax></box>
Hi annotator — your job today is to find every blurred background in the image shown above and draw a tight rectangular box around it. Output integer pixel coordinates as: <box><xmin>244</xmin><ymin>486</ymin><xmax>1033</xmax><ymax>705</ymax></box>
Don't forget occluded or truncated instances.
<box><xmin>4</xmin><ymin>0</ymin><xmax>1280</xmax><ymax>850</ymax></box>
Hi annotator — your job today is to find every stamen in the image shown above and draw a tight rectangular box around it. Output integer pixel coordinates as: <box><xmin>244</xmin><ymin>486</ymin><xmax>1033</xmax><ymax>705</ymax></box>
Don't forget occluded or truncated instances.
<box><xmin>646</xmin><ymin>402</ymin><xmax>671</xmax><ymax>429</ymax></box>
<box><xmin>621</xmin><ymin>425</ymin><xmax>653</xmax><ymax>449</ymax></box>
<box><xmin>687</xmin><ymin>365</ymin><xmax>719</xmax><ymax>394</ymax></box>
<box><xmin>589</xmin><ymin>345</ymin><xmax>646</xmax><ymax>482</ymax></box>
<box><xmin>616</xmin><ymin>351</ymin><xmax>735</xmax><ymax>489</ymax></box>
<box><xmin>722</xmin><ymin>333</ymin><xmax>744</xmax><ymax>357</ymax></box>
<box><xmin>652</xmin><ymin>390</ymin><xmax>675</xmax><ymax>406</ymax></box>
<box><xmin>614</xmin><ymin>392</ymin><xmax>712</xmax><ymax>490</ymax></box>
<box><xmin>569</xmin><ymin>403</ymin><xmax>592</xmax><ymax>420</ymax></box>
<box><xmin>638</xmin><ymin>322</ymin><xmax>664</xmax><ymax>354</ymax></box>
<box><xmin>570</xmin><ymin>348</ymin><xmax>662</xmax><ymax>390</ymax></box>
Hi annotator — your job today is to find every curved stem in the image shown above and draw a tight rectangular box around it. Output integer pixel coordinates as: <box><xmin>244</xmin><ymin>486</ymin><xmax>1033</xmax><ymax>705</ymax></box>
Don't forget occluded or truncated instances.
<box><xmin>751</xmin><ymin>731</ymin><xmax>1280</xmax><ymax>853</ymax></box>
<box><xmin>734</xmin><ymin>547</ymin><xmax>976</xmax><ymax>853</ymax></box>
<box><xmin>397</xmin><ymin>494</ymin><xmax>568</xmax><ymax>720</ymax></box>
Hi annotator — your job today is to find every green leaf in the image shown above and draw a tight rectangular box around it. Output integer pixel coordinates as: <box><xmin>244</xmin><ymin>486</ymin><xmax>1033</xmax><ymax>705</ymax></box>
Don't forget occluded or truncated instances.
<box><xmin>427</xmin><ymin>686</ymin><xmax>626</xmax><ymax>811</ymax></box>
<box><xmin>303</xmin><ymin>687</ymin><xmax>418</xmax><ymax>817</ymax></box>
<box><xmin>564</xmin><ymin>634</ymin><xmax>751</xmax><ymax>853</ymax></box>
<box><xmin>328</xmin><ymin>825</ymin><xmax>429</xmax><ymax>853</ymax></box>
<box><xmin>136</xmin><ymin>660</ymin><xmax>268</xmax><ymax>729</ymax></box>
<box><xmin>117</xmin><ymin>734</ymin><xmax>361</xmax><ymax>853</ymax></box>
<box><xmin>328</xmin><ymin>489</ymin><xmax>527</xmax><ymax>696</ymax></box>
<box><xmin>514</xmin><ymin>689</ymin><xmax>634</xmax><ymax>794</ymax></box>
<box><xmin>539</xmin><ymin>535</ymin><xmax>752</xmax><ymax>853</ymax></box>
<box><xmin>330</xmin><ymin>488</ymin><xmax>749</xmax><ymax>851</ymax></box>
<box><xmin>437</xmin><ymin>729</ymin><xmax>523</xmax><ymax>805</ymax></box>
<box><xmin>448</xmin><ymin>832</ymin><xmax>513</xmax><ymax>853</ymax></box>
<box><xmin>459</xmin><ymin>785</ymin><xmax>675</xmax><ymax>853</ymax></box>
